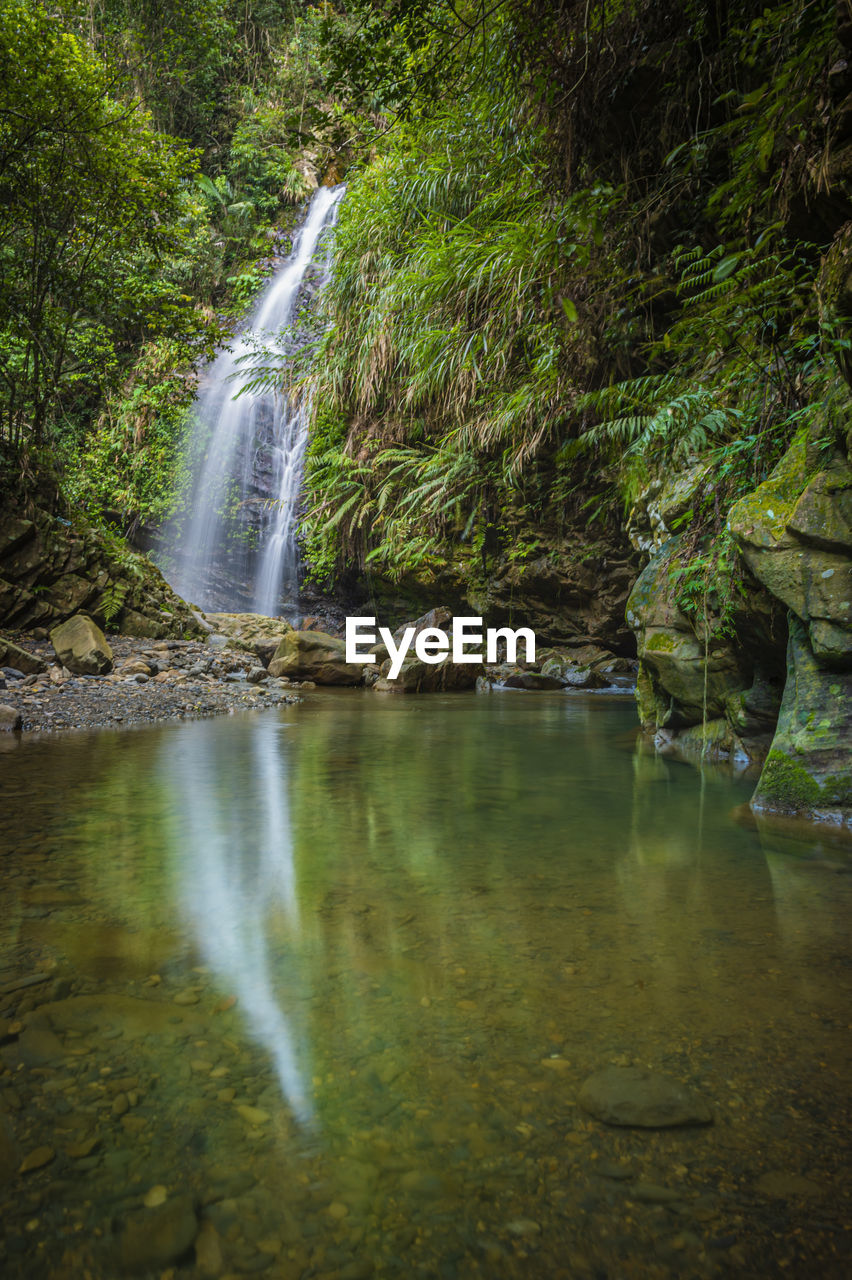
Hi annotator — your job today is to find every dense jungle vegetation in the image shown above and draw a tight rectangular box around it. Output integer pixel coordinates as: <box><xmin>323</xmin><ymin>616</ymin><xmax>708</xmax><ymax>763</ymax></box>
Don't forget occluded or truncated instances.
<box><xmin>0</xmin><ymin>0</ymin><xmax>349</xmax><ymax>526</ymax></box>
<box><xmin>2</xmin><ymin>0</ymin><xmax>850</xmax><ymax>614</ymax></box>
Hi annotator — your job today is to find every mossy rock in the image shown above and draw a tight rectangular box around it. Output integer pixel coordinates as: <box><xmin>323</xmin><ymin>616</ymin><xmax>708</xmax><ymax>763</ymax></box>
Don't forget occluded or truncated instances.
<box><xmin>729</xmin><ymin>440</ymin><xmax>852</xmax><ymax>670</ymax></box>
<box><xmin>752</xmin><ymin>616</ymin><xmax>852</xmax><ymax>822</ymax></box>
<box><xmin>627</xmin><ymin>543</ymin><xmax>750</xmax><ymax>728</ymax></box>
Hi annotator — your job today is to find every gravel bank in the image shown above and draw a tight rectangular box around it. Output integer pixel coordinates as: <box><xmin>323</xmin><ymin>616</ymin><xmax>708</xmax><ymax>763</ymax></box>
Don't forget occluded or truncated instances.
<box><xmin>0</xmin><ymin>632</ymin><xmax>304</xmax><ymax>734</ymax></box>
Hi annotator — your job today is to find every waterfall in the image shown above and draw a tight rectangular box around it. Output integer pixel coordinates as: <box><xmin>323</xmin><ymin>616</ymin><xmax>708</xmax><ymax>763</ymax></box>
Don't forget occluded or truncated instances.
<box><xmin>168</xmin><ymin>184</ymin><xmax>344</xmax><ymax>617</ymax></box>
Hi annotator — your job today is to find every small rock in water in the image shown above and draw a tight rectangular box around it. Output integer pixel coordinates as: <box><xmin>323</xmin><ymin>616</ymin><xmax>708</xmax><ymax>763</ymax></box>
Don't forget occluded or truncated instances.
<box><xmin>143</xmin><ymin>1185</ymin><xmax>168</xmax><ymax>1208</ymax></box>
<box><xmin>0</xmin><ymin>1114</ymin><xmax>21</xmax><ymax>1185</ymax></box>
<box><xmin>236</xmin><ymin>1104</ymin><xmax>270</xmax><ymax>1126</ymax></box>
<box><xmin>506</xmin><ymin>1219</ymin><xmax>541</xmax><ymax>1237</ymax></box>
<box><xmin>628</xmin><ymin>1182</ymin><xmax>683</xmax><ymax>1204</ymax></box>
<box><xmin>19</xmin><ymin>1145</ymin><xmax>55</xmax><ymax>1173</ymax></box>
<box><xmin>66</xmin><ymin>1135</ymin><xmax>100</xmax><ymax>1159</ymax></box>
<box><xmin>578</xmin><ymin>1066</ymin><xmax>713</xmax><ymax>1128</ymax></box>
<box><xmin>755</xmin><ymin>1170</ymin><xmax>823</xmax><ymax>1199</ymax></box>
<box><xmin>195</xmin><ymin>1219</ymin><xmax>224</xmax><ymax>1275</ymax></box>
<box><xmin>113</xmin><ymin>1194</ymin><xmax>198</xmax><ymax>1273</ymax></box>
<box><xmin>0</xmin><ymin>703</ymin><xmax>22</xmax><ymax>731</ymax></box>
<box><xmin>173</xmin><ymin>988</ymin><xmax>201</xmax><ymax>1005</ymax></box>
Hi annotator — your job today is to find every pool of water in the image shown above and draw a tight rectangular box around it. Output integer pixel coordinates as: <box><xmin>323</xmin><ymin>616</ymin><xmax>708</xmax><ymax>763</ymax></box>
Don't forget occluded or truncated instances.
<box><xmin>1</xmin><ymin>691</ymin><xmax>851</xmax><ymax>1278</ymax></box>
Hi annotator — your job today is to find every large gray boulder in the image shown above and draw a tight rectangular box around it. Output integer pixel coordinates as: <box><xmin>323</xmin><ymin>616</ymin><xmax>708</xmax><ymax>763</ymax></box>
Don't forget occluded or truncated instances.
<box><xmin>372</xmin><ymin>609</ymin><xmax>478</xmax><ymax>693</ymax></box>
<box><xmin>268</xmin><ymin>630</ymin><xmax>363</xmax><ymax>685</ymax></box>
<box><xmin>50</xmin><ymin>614</ymin><xmax>113</xmax><ymax>675</ymax></box>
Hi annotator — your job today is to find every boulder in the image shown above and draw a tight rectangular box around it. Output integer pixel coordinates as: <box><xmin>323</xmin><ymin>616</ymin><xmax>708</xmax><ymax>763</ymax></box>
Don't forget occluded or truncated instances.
<box><xmin>0</xmin><ymin>704</ymin><xmax>22</xmax><ymax>731</ymax></box>
<box><xmin>751</xmin><ymin>616</ymin><xmax>852</xmax><ymax>824</ymax></box>
<box><xmin>373</xmin><ymin>651</ymin><xmax>479</xmax><ymax>693</ymax></box>
<box><xmin>204</xmin><ymin>612</ymin><xmax>293</xmax><ymax>664</ymax></box>
<box><xmin>391</xmin><ymin>606</ymin><xmax>453</xmax><ymax>644</ymax></box>
<box><xmin>50</xmin><ymin>615</ymin><xmax>113</xmax><ymax>675</ymax></box>
<box><xmin>579</xmin><ymin>1066</ymin><xmax>713</xmax><ymax>1128</ymax></box>
<box><xmin>563</xmin><ymin>667</ymin><xmax>608</xmax><ymax>689</ymax></box>
<box><xmin>372</xmin><ymin>613</ymin><xmax>479</xmax><ymax>693</ymax></box>
<box><xmin>501</xmin><ymin>671</ymin><xmax>565</xmax><ymax>691</ymax></box>
<box><xmin>268</xmin><ymin>630</ymin><xmax>363</xmax><ymax>685</ymax></box>
<box><xmin>0</xmin><ymin>639</ymin><xmax>46</xmax><ymax>675</ymax></box>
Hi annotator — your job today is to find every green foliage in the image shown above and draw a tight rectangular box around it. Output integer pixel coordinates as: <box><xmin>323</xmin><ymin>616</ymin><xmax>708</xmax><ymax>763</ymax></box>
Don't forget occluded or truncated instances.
<box><xmin>0</xmin><ymin>0</ymin><xmax>204</xmax><ymax>449</ymax></box>
<box><xmin>301</xmin><ymin>60</ymin><xmax>622</xmax><ymax>579</ymax></box>
<box><xmin>0</xmin><ymin>0</ymin><xmax>352</xmax><ymax>526</ymax></box>
<box><xmin>65</xmin><ymin>334</ymin><xmax>219</xmax><ymax>526</ymax></box>
<box><xmin>300</xmin><ymin>0</ymin><xmax>847</xmax><ymax>589</ymax></box>
<box><xmin>573</xmin><ymin>236</ymin><xmax>832</xmax><ymax>499</ymax></box>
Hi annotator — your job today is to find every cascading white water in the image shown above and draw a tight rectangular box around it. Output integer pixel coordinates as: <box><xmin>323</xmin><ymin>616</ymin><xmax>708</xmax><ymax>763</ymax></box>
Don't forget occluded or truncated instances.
<box><xmin>168</xmin><ymin>184</ymin><xmax>344</xmax><ymax>616</ymax></box>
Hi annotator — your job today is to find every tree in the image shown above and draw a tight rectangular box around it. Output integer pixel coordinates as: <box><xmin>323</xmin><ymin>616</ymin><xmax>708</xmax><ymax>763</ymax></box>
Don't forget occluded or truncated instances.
<box><xmin>0</xmin><ymin>0</ymin><xmax>201</xmax><ymax>451</ymax></box>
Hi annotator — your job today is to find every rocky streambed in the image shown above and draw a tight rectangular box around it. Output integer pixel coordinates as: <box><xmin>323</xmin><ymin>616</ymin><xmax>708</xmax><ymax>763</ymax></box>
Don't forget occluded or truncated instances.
<box><xmin>0</xmin><ymin>621</ymin><xmax>308</xmax><ymax>735</ymax></box>
<box><xmin>0</xmin><ymin>608</ymin><xmax>637</xmax><ymax>736</ymax></box>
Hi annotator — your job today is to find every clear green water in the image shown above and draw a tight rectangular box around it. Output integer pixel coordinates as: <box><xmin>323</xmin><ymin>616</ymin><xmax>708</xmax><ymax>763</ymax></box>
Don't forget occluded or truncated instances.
<box><xmin>1</xmin><ymin>691</ymin><xmax>851</xmax><ymax>1278</ymax></box>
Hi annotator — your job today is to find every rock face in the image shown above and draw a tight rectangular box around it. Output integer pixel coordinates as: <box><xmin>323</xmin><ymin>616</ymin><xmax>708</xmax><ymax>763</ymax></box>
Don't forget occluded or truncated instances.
<box><xmin>627</xmin><ymin>545</ymin><xmax>751</xmax><ymax>726</ymax></box>
<box><xmin>355</xmin><ymin>526</ymin><xmax>638</xmax><ymax>653</ymax></box>
<box><xmin>466</xmin><ymin>538</ymin><xmax>637</xmax><ymax>652</ymax></box>
<box><xmin>50</xmin><ymin>615</ymin><xmax>114</xmax><ymax>675</ymax></box>
<box><xmin>268</xmin><ymin>630</ymin><xmax>363</xmax><ymax>684</ymax></box>
<box><xmin>750</xmin><ymin>617</ymin><xmax>852</xmax><ymax>822</ymax></box>
<box><xmin>627</xmin><ymin>433</ymin><xmax>852</xmax><ymax>824</ymax></box>
<box><xmin>0</xmin><ymin>484</ymin><xmax>202</xmax><ymax>638</ymax></box>
<box><xmin>728</xmin><ymin>439</ymin><xmax>852</xmax><ymax>824</ymax></box>
<box><xmin>578</xmin><ymin>1066</ymin><xmax>713</xmax><ymax>1128</ymax></box>
<box><xmin>626</xmin><ymin>535</ymin><xmax>785</xmax><ymax>764</ymax></box>
<box><xmin>729</xmin><ymin>436</ymin><xmax>852</xmax><ymax>668</ymax></box>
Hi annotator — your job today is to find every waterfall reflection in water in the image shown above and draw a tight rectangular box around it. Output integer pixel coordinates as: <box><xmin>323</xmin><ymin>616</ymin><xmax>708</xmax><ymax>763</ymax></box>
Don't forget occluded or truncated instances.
<box><xmin>162</xmin><ymin>716</ymin><xmax>313</xmax><ymax>1124</ymax></box>
<box><xmin>0</xmin><ymin>696</ymin><xmax>851</xmax><ymax>1277</ymax></box>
